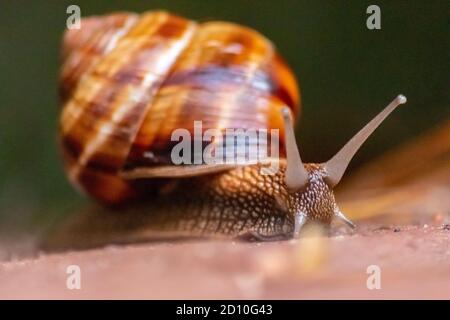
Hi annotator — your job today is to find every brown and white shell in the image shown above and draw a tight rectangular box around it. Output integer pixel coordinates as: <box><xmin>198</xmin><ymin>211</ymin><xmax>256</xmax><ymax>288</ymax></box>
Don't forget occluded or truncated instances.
<box><xmin>59</xmin><ymin>11</ymin><xmax>300</xmax><ymax>204</ymax></box>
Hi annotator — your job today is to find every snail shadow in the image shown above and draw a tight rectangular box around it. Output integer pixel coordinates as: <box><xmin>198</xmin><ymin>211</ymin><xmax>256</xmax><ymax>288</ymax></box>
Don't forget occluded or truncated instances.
<box><xmin>40</xmin><ymin>204</ymin><xmax>212</xmax><ymax>253</ymax></box>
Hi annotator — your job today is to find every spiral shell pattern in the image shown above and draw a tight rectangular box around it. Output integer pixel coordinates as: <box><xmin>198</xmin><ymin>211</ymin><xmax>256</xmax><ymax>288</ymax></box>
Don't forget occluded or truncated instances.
<box><xmin>59</xmin><ymin>11</ymin><xmax>300</xmax><ymax>204</ymax></box>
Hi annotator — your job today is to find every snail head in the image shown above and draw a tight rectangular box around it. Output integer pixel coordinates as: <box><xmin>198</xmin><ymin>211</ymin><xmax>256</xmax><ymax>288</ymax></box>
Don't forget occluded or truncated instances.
<box><xmin>280</xmin><ymin>95</ymin><xmax>407</xmax><ymax>234</ymax></box>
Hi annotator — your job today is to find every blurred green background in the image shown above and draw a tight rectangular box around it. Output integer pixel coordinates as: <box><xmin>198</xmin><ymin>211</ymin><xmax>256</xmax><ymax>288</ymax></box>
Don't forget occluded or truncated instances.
<box><xmin>0</xmin><ymin>1</ymin><xmax>448</xmax><ymax>233</ymax></box>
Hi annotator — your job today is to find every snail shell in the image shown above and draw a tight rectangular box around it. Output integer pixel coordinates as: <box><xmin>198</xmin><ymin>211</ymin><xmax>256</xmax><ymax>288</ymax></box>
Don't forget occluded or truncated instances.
<box><xmin>59</xmin><ymin>11</ymin><xmax>300</xmax><ymax>204</ymax></box>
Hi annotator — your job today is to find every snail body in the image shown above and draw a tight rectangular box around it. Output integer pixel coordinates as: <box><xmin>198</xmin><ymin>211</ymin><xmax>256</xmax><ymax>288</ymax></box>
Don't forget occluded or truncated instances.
<box><xmin>58</xmin><ymin>11</ymin><xmax>406</xmax><ymax>241</ymax></box>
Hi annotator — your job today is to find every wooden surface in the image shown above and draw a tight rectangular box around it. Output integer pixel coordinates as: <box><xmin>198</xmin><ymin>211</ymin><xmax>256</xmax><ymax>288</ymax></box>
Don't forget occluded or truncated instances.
<box><xmin>0</xmin><ymin>121</ymin><xmax>449</xmax><ymax>299</ymax></box>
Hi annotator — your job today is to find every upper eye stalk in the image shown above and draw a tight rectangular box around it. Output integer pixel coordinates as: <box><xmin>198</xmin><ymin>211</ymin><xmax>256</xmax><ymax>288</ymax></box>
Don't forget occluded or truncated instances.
<box><xmin>282</xmin><ymin>94</ymin><xmax>407</xmax><ymax>191</ymax></box>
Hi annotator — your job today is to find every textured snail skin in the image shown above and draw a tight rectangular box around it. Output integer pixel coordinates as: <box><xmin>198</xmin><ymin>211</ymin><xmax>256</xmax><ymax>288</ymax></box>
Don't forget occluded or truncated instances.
<box><xmin>144</xmin><ymin>162</ymin><xmax>335</xmax><ymax>239</ymax></box>
<box><xmin>46</xmin><ymin>161</ymin><xmax>336</xmax><ymax>245</ymax></box>
<box><xmin>59</xmin><ymin>11</ymin><xmax>300</xmax><ymax>205</ymax></box>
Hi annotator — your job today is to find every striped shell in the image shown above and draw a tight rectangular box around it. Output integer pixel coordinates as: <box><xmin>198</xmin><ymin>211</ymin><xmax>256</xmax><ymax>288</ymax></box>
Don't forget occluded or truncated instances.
<box><xmin>59</xmin><ymin>11</ymin><xmax>300</xmax><ymax>204</ymax></box>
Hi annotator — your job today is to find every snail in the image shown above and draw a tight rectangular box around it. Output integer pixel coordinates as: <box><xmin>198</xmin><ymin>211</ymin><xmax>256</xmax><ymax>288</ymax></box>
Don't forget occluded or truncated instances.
<box><xmin>58</xmin><ymin>11</ymin><xmax>407</xmax><ymax>241</ymax></box>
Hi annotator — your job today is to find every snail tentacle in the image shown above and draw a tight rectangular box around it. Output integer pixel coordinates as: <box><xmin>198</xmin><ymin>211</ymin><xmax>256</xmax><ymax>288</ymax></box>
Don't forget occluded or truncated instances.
<box><xmin>281</xmin><ymin>107</ymin><xmax>309</xmax><ymax>192</ymax></box>
<box><xmin>334</xmin><ymin>209</ymin><xmax>356</xmax><ymax>229</ymax></box>
<box><xmin>293</xmin><ymin>212</ymin><xmax>307</xmax><ymax>238</ymax></box>
<box><xmin>324</xmin><ymin>95</ymin><xmax>407</xmax><ymax>187</ymax></box>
